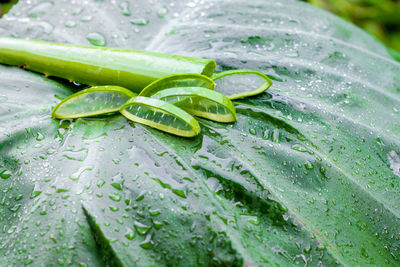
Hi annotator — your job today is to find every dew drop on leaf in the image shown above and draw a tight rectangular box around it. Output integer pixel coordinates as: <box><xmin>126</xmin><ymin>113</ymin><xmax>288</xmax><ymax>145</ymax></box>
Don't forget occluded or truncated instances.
<box><xmin>130</xmin><ymin>18</ymin><xmax>149</xmax><ymax>26</ymax></box>
<box><xmin>86</xmin><ymin>32</ymin><xmax>106</xmax><ymax>46</ymax></box>
<box><xmin>272</xmin><ymin>129</ymin><xmax>280</xmax><ymax>143</ymax></box>
<box><xmin>0</xmin><ymin>169</ymin><xmax>11</xmax><ymax>179</ymax></box>
<box><xmin>134</xmin><ymin>221</ymin><xmax>151</xmax><ymax>235</ymax></box>
<box><xmin>65</xmin><ymin>21</ymin><xmax>77</xmax><ymax>28</ymax></box>
<box><xmin>28</xmin><ymin>1</ymin><xmax>53</xmax><ymax>18</ymax></box>
<box><xmin>139</xmin><ymin>233</ymin><xmax>153</xmax><ymax>249</ymax></box>
<box><xmin>119</xmin><ymin>1</ymin><xmax>131</xmax><ymax>16</ymax></box>
<box><xmin>124</xmin><ymin>228</ymin><xmax>136</xmax><ymax>240</ymax></box>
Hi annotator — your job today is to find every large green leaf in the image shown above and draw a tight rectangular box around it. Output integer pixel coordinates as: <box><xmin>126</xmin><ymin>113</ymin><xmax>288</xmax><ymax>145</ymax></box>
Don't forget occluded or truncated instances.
<box><xmin>1</xmin><ymin>0</ymin><xmax>399</xmax><ymax>266</ymax></box>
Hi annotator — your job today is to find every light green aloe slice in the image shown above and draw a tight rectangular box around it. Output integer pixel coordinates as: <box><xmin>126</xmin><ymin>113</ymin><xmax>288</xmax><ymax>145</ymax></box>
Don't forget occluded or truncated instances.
<box><xmin>212</xmin><ymin>70</ymin><xmax>272</xmax><ymax>100</ymax></box>
<box><xmin>152</xmin><ymin>87</ymin><xmax>237</xmax><ymax>123</ymax></box>
<box><xmin>139</xmin><ymin>73</ymin><xmax>215</xmax><ymax>97</ymax></box>
<box><xmin>120</xmin><ymin>96</ymin><xmax>200</xmax><ymax>137</ymax></box>
<box><xmin>52</xmin><ymin>86</ymin><xmax>136</xmax><ymax>119</ymax></box>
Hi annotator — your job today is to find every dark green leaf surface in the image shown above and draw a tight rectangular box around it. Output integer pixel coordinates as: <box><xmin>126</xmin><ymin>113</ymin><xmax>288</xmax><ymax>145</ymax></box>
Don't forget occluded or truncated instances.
<box><xmin>0</xmin><ymin>0</ymin><xmax>399</xmax><ymax>266</ymax></box>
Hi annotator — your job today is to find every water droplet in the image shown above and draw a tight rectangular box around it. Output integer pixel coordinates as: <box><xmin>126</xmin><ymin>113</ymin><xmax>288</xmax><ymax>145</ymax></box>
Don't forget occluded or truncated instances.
<box><xmin>63</xmin><ymin>147</ymin><xmax>88</xmax><ymax>162</ymax></box>
<box><xmin>0</xmin><ymin>170</ymin><xmax>11</xmax><ymax>179</ymax></box>
<box><xmin>86</xmin><ymin>32</ymin><xmax>106</xmax><ymax>46</ymax></box>
<box><xmin>35</xmin><ymin>21</ymin><xmax>54</xmax><ymax>34</ymax></box>
<box><xmin>7</xmin><ymin>226</ymin><xmax>17</xmax><ymax>234</ymax></box>
<box><xmin>130</xmin><ymin>18</ymin><xmax>149</xmax><ymax>26</ymax></box>
<box><xmin>136</xmin><ymin>191</ymin><xmax>145</xmax><ymax>201</ymax></box>
<box><xmin>134</xmin><ymin>221</ymin><xmax>151</xmax><ymax>235</ymax></box>
<box><xmin>241</xmin><ymin>215</ymin><xmax>260</xmax><ymax>225</ymax></box>
<box><xmin>28</xmin><ymin>1</ymin><xmax>53</xmax><ymax>18</ymax></box>
<box><xmin>149</xmin><ymin>209</ymin><xmax>161</xmax><ymax>216</ymax></box>
<box><xmin>157</xmin><ymin>7</ymin><xmax>167</xmax><ymax>18</ymax></box>
<box><xmin>125</xmin><ymin>228</ymin><xmax>136</xmax><ymax>240</ymax></box>
<box><xmin>119</xmin><ymin>1</ymin><xmax>131</xmax><ymax>16</ymax></box>
<box><xmin>69</xmin><ymin>166</ymin><xmax>93</xmax><ymax>181</ymax></box>
<box><xmin>36</xmin><ymin>132</ymin><xmax>45</xmax><ymax>141</ymax></box>
<box><xmin>109</xmin><ymin>206</ymin><xmax>119</xmax><ymax>212</ymax></box>
<box><xmin>387</xmin><ymin>151</ymin><xmax>400</xmax><ymax>178</ymax></box>
<box><xmin>65</xmin><ymin>21</ymin><xmax>77</xmax><ymax>28</ymax></box>
<box><xmin>80</xmin><ymin>16</ymin><xmax>92</xmax><ymax>22</ymax></box>
<box><xmin>152</xmin><ymin>178</ymin><xmax>186</xmax><ymax>198</ymax></box>
<box><xmin>8</xmin><ymin>204</ymin><xmax>21</xmax><ymax>212</ymax></box>
<box><xmin>30</xmin><ymin>185</ymin><xmax>42</xmax><ymax>199</ymax></box>
<box><xmin>271</xmin><ymin>129</ymin><xmax>280</xmax><ymax>143</ymax></box>
<box><xmin>139</xmin><ymin>233</ymin><xmax>153</xmax><ymax>249</ymax></box>
<box><xmin>109</xmin><ymin>193</ymin><xmax>121</xmax><ymax>202</ymax></box>
<box><xmin>97</xmin><ymin>179</ymin><xmax>105</xmax><ymax>188</ymax></box>
<box><xmin>304</xmin><ymin>162</ymin><xmax>314</xmax><ymax>170</ymax></box>
<box><xmin>291</xmin><ymin>144</ymin><xmax>307</xmax><ymax>152</ymax></box>
<box><xmin>72</xmin><ymin>7</ymin><xmax>84</xmax><ymax>16</ymax></box>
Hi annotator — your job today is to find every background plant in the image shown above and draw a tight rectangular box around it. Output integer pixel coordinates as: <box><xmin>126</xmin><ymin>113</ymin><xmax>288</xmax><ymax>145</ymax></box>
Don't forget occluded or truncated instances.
<box><xmin>303</xmin><ymin>0</ymin><xmax>400</xmax><ymax>52</ymax></box>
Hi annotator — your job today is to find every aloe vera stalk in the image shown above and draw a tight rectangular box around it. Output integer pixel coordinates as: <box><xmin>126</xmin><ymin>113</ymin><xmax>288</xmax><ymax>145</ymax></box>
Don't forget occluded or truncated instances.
<box><xmin>0</xmin><ymin>37</ymin><xmax>216</xmax><ymax>93</ymax></box>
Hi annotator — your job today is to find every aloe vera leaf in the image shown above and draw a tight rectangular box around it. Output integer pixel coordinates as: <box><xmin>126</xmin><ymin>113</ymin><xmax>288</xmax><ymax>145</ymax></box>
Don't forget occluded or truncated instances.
<box><xmin>212</xmin><ymin>70</ymin><xmax>272</xmax><ymax>100</ymax></box>
<box><xmin>120</xmin><ymin>96</ymin><xmax>200</xmax><ymax>137</ymax></box>
<box><xmin>139</xmin><ymin>73</ymin><xmax>215</xmax><ymax>97</ymax></box>
<box><xmin>52</xmin><ymin>86</ymin><xmax>137</xmax><ymax>119</ymax></box>
<box><xmin>0</xmin><ymin>37</ymin><xmax>216</xmax><ymax>93</ymax></box>
<box><xmin>152</xmin><ymin>86</ymin><xmax>237</xmax><ymax>122</ymax></box>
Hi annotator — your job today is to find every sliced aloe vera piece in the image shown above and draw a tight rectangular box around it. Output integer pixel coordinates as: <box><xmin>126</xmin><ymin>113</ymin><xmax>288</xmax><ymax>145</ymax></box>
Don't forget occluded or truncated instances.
<box><xmin>139</xmin><ymin>73</ymin><xmax>215</xmax><ymax>97</ymax></box>
<box><xmin>212</xmin><ymin>70</ymin><xmax>272</xmax><ymax>100</ymax></box>
<box><xmin>52</xmin><ymin>86</ymin><xmax>136</xmax><ymax>119</ymax></box>
<box><xmin>120</xmin><ymin>96</ymin><xmax>200</xmax><ymax>137</ymax></box>
<box><xmin>153</xmin><ymin>87</ymin><xmax>237</xmax><ymax>123</ymax></box>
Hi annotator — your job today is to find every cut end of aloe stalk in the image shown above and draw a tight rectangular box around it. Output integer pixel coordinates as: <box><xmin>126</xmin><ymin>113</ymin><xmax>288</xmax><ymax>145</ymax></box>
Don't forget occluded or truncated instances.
<box><xmin>120</xmin><ymin>96</ymin><xmax>200</xmax><ymax>137</ymax></box>
<box><xmin>139</xmin><ymin>73</ymin><xmax>215</xmax><ymax>97</ymax></box>
<box><xmin>152</xmin><ymin>87</ymin><xmax>237</xmax><ymax>123</ymax></box>
<box><xmin>212</xmin><ymin>69</ymin><xmax>272</xmax><ymax>100</ymax></box>
<box><xmin>52</xmin><ymin>86</ymin><xmax>136</xmax><ymax>119</ymax></box>
<box><xmin>201</xmin><ymin>60</ymin><xmax>217</xmax><ymax>77</ymax></box>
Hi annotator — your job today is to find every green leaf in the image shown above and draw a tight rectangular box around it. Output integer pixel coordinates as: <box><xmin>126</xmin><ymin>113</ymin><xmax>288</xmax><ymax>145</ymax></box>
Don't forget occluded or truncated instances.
<box><xmin>0</xmin><ymin>0</ymin><xmax>399</xmax><ymax>266</ymax></box>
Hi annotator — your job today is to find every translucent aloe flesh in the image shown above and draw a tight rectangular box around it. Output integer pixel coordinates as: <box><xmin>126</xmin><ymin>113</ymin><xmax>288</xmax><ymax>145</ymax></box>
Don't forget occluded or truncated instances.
<box><xmin>0</xmin><ymin>37</ymin><xmax>216</xmax><ymax>93</ymax></box>
<box><xmin>212</xmin><ymin>70</ymin><xmax>272</xmax><ymax>99</ymax></box>
<box><xmin>138</xmin><ymin>73</ymin><xmax>215</xmax><ymax>97</ymax></box>
<box><xmin>120</xmin><ymin>96</ymin><xmax>200</xmax><ymax>137</ymax></box>
<box><xmin>52</xmin><ymin>86</ymin><xmax>136</xmax><ymax>119</ymax></box>
<box><xmin>153</xmin><ymin>87</ymin><xmax>237</xmax><ymax>122</ymax></box>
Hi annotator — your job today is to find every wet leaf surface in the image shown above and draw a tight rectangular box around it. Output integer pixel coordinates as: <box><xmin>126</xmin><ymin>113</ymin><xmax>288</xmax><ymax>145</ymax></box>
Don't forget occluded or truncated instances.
<box><xmin>0</xmin><ymin>0</ymin><xmax>399</xmax><ymax>266</ymax></box>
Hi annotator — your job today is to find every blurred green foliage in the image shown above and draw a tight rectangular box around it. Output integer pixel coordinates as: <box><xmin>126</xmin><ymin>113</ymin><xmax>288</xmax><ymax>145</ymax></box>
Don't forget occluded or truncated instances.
<box><xmin>0</xmin><ymin>0</ymin><xmax>17</xmax><ymax>17</ymax></box>
<box><xmin>1</xmin><ymin>0</ymin><xmax>399</xmax><ymax>52</ymax></box>
<box><xmin>304</xmin><ymin>0</ymin><xmax>400</xmax><ymax>52</ymax></box>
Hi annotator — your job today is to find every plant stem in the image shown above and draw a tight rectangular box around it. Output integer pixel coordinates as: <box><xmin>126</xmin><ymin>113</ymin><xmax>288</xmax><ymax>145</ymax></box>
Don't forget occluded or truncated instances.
<box><xmin>0</xmin><ymin>37</ymin><xmax>216</xmax><ymax>93</ymax></box>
